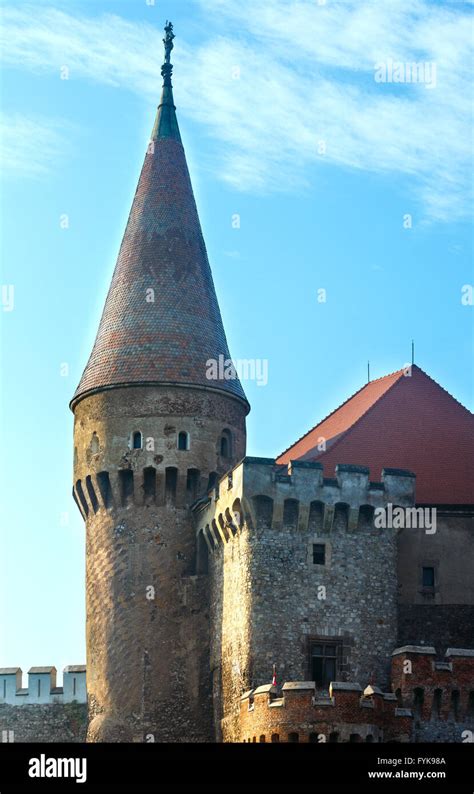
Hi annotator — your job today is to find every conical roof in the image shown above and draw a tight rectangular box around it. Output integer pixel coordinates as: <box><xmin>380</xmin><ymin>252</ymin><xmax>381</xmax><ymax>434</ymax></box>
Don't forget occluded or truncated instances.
<box><xmin>71</xmin><ymin>23</ymin><xmax>248</xmax><ymax>411</ymax></box>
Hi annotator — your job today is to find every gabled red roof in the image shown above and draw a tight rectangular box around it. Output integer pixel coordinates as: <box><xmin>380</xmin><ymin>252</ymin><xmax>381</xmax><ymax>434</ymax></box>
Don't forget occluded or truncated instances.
<box><xmin>277</xmin><ymin>366</ymin><xmax>474</xmax><ymax>504</ymax></box>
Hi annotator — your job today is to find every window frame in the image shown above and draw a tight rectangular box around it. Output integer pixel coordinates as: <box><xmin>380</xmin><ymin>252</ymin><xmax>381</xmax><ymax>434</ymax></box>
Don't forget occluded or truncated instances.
<box><xmin>312</xmin><ymin>543</ymin><xmax>326</xmax><ymax>565</ymax></box>
<box><xmin>132</xmin><ymin>430</ymin><xmax>143</xmax><ymax>450</ymax></box>
<box><xmin>177</xmin><ymin>431</ymin><xmax>190</xmax><ymax>451</ymax></box>
<box><xmin>220</xmin><ymin>429</ymin><xmax>232</xmax><ymax>459</ymax></box>
<box><xmin>422</xmin><ymin>566</ymin><xmax>435</xmax><ymax>588</ymax></box>
<box><xmin>307</xmin><ymin>536</ymin><xmax>331</xmax><ymax>569</ymax></box>
<box><xmin>309</xmin><ymin>640</ymin><xmax>342</xmax><ymax>689</ymax></box>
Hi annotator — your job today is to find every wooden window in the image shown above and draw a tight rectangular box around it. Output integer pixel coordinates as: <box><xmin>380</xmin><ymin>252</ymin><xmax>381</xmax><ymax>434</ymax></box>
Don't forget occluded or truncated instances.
<box><xmin>311</xmin><ymin>642</ymin><xmax>338</xmax><ymax>688</ymax></box>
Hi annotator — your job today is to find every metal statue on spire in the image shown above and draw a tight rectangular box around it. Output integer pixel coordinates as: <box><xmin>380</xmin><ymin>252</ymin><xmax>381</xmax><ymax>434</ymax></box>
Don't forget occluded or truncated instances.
<box><xmin>161</xmin><ymin>20</ymin><xmax>175</xmax><ymax>86</ymax></box>
<box><xmin>163</xmin><ymin>21</ymin><xmax>175</xmax><ymax>64</ymax></box>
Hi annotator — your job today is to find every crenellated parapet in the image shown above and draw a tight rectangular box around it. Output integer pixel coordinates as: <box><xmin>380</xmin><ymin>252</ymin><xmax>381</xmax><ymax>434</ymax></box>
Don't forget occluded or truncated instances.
<box><xmin>239</xmin><ymin>680</ymin><xmax>412</xmax><ymax>743</ymax></box>
<box><xmin>391</xmin><ymin>647</ymin><xmax>474</xmax><ymax>725</ymax></box>
<box><xmin>0</xmin><ymin>666</ymin><xmax>86</xmax><ymax>705</ymax></box>
<box><xmin>193</xmin><ymin>457</ymin><xmax>416</xmax><ymax>552</ymax></box>
<box><xmin>71</xmin><ymin>387</ymin><xmax>248</xmax><ymax>523</ymax></box>
<box><xmin>73</xmin><ymin>464</ymin><xmax>213</xmax><ymax>520</ymax></box>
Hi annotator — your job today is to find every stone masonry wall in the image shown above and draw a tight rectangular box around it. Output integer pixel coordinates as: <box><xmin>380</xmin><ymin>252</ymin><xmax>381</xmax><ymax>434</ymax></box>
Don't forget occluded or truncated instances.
<box><xmin>0</xmin><ymin>703</ymin><xmax>87</xmax><ymax>743</ymax></box>
<box><xmin>398</xmin><ymin>605</ymin><xmax>474</xmax><ymax>652</ymax></box>
<box><xmin>73</xmin><ymin>385</ymin><xmax>247</xmax><ymax>742</ymax></box>
<box><xmin>196</xmin><ymin>458</ymin><xmax>415</xmax><ymax>742</ymax></box>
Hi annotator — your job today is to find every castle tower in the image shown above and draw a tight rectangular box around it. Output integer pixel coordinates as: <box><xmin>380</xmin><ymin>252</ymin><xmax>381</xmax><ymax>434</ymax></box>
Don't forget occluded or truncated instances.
<box><xmin>70</xmin><ymin>22</ymin><xmax>249</xmax><ymax>742</ymax></box>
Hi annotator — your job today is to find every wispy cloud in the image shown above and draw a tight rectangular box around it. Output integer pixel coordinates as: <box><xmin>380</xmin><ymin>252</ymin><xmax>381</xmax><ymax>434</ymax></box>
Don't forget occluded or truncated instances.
<box><xmin>1</xmin><ymin>2</ymin><xmax>472</xmax><ymax>220</ymax></box>
<box><xmin>0</xmin><ymin>113</ymin><xmax>73</xmax><ymax>177</ymax></box>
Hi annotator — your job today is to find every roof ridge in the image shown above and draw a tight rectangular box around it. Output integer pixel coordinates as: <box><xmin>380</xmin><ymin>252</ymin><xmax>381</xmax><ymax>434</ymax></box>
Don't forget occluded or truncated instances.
<box><xmin>305</xmin><ymin>364</ymin><xmax>473</xmax><ymax>468</ymax></box>
<box><xmin>411</xmin><ymin>364</ymin><xmax>473</xmax><ymax>417</ymax></box>
<box><xmin>276</xmin><ymin>366</ymin><xmax>405</xmax><ymax>461</ymax></box>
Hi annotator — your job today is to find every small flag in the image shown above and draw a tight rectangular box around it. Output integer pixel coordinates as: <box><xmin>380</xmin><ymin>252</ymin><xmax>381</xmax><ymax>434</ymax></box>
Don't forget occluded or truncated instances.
<box><xmin>272</xmin><ymin>664</ymin><xmax>277</xmax><ymax>686</ymax></box>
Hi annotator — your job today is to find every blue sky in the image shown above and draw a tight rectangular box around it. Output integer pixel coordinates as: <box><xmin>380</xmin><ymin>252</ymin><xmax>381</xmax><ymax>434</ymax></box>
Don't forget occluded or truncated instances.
<box><xmin>1</xmin><ymin>0</ymin><xmax>473</xmax><ymax>680</ymax></box>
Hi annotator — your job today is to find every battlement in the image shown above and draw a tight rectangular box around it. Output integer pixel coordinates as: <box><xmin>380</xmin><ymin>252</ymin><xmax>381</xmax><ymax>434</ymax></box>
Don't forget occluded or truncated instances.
<box><xmin>0</xmin><ymin>666</ymin><xmax>86</xmax><ymax>705</ymax></box>
<box><xmin>391</xmin><ymin>647</ymin><xmax>474</xmax><ymax>724</ymax></box>
<box><xmin>239</xmin><ymin>680</ymin><xmax>412</xmax><ymax>743</ymax></box>
<box><xmin>193</xmin><ymin>457</ymin><xmax>416</xmax><ymax>553</ymax></box>
<box><xmin>72</xmin><ymin>464</ymin><xmax>218</xmax><ymax>519</ymax></box>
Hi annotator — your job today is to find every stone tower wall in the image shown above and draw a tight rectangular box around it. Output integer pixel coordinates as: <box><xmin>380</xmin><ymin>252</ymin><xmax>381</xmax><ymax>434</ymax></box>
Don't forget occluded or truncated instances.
<box><xmin>73</xmin><ymin>384</ymin><xmax>247</xmax><ymax>741</ymax></box>
<box><xmin>194</xmin><ymin>459</ymin><xmax>415</xmax><ymax>741</ymax></box>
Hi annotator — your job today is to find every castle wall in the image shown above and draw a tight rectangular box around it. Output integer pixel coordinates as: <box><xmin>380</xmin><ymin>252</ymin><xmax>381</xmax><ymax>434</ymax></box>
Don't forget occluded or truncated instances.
<box><xmin>397</xmin><ymin>508</ymin><xmax>474</xmax><ymax>651</ymax></box>
<box><xmin>73</xmin><ymin>385</ymin><xmax>247</xmax><ymax>742</ymax></box>
<box><xmin>0</xmin><ymin>704</ymin><xmax>87</xmax><ymax>743</ymax></box>
<box><xmin>391</xmin><ymin>646</ymin><xmax>474</xmax><ymax>743</ymax></box>
<box><xmin>0</xmin><ymin>667</ymin><xmax>86</xmax><ymax>706</ymax></box>
<box><xmin>239</xmin><ymin>682</ymin><xmax>412</xmax><ymax>743</ymax></box>
<box><xmin>196</xmin><ymin>459</ymin><xmax>415</xmax><ymax>741</ymax></box>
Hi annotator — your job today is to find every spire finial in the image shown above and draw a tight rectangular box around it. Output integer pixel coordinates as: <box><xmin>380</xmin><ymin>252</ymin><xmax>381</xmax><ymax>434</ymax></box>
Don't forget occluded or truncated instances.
<box><xmin>161</xmin><ymin>20</ymin><xmax>175</xmax><ymax>86</ymax></box>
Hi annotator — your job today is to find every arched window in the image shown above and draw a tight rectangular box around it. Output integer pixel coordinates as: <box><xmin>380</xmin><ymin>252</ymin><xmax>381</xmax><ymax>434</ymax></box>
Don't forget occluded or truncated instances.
<box><xmin>468</xmin><ymin>691</ymin><xmax>474</xmax><ymax>717</ymax></box>
<box><xmin>358</xmin><ymin>504</ymin><xmax>375</xmax><ymax>530</ymax></box>
<box><xmin>143</xmin><ymin>467</ymin><xmax>156</xmax><ymax>504</ymax></box>
<box><xmin>90</xmin><ymin>432</ymin><xmax>100</xmax><ymax>454</ymax></box>
<box><xmin>413</xmin><ymin>687</ymin><xmax>424</xmax><ymax>719</ymax></box>
<box><xmin>450</xmin><ymin>690</ymin><xmax>460</xmax><ymax>721</ymax></box>
<box><xmin>220</xmin><ymin>429</ymin><xmax>232</xmax><ymax>458</ymax></box>
<box><xmin>283</xmin><ymin>498</ymin><xmax>299</xmax><ymax>528</ymax></box>
<box><xmin>308</xmin><ymin>501</ymin><xmax>324</xmax><ymax>533</ymax></box>
<box><xmin>165</xmin><ymin>467</ymin><xmax>178</xmax><ymax>505</ymax></box>
<box><xmin>207</xmin><ymin>472</ymin><xmax>218</xmax><ymax>492</ymax></box>
<box><xmin>253</xmin><ymin>495</ymin><xmax>273</xmax><ymax>529</ymax></box>
<box><xmin>186</xmin><ymin>469</ymin><xmax>200</xmax><ymax>500</ymax></box>
<box><xmin>132</xmin><ymin>431</ymin><xmax>142</xmax><ymax>449</ymax></box>
<box><xmin>178</xmin><ymin>431</ymin><xmax>190</xmax><ymax>451</ymax></box>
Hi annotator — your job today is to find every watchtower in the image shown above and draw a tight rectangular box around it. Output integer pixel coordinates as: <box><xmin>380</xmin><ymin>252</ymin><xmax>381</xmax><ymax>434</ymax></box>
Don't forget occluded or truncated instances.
<box><xmin>71</xmin><ymin>22</ymin><xmax>249</xmax><ymax>742</ymax></box>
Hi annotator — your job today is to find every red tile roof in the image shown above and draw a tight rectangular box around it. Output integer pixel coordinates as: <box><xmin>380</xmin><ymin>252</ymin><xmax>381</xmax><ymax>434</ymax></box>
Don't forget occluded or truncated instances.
<box><xmin>277</xmin><ymin>366</ymin><xmax>474</xmax><ymax>504</ymax></box>
<box><xmin>71</xmin><ymin>77</ymin><xmax>248</xmax><ymax>410</ymax></box>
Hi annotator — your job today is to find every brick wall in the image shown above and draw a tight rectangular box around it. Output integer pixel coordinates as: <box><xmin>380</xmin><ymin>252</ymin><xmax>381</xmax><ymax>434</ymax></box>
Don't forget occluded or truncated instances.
<box><xmin>239</xmin><ymin>682</ymin><xmax>411</xmax><ymax>743</ymax></box>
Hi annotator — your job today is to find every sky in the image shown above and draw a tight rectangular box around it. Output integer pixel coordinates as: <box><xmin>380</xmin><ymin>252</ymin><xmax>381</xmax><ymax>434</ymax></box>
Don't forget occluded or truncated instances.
<box><xmin>0</xmin><ymin>0</ymin><xmax>473</xmax><ymax>682</ymax></box>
